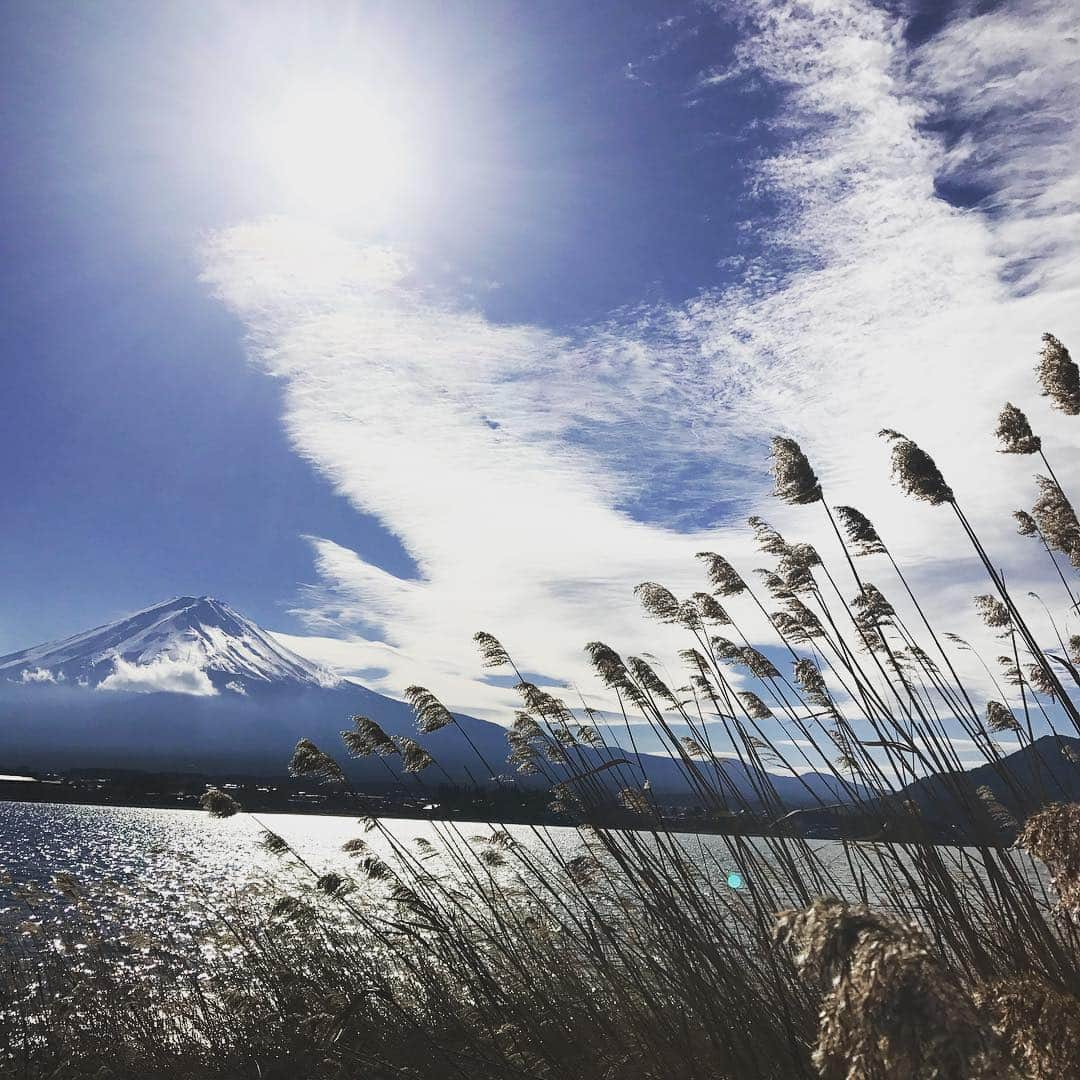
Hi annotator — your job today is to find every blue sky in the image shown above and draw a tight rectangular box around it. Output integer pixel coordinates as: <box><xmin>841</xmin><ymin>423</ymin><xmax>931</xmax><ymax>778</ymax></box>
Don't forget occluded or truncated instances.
<box><xmin>0</xmin><ymin>1</ymin><xmax>765</xmax><ymax>646</ymax></box>
<box><xmin>3</xmin><ymin>1</ymin><xmax>1080</xmax><ymax>765</ymax></box>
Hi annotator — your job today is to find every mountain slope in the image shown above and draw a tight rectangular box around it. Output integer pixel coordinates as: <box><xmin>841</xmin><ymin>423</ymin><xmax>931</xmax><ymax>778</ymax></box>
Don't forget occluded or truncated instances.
<box><xmin>900</xmin><ymin>734</ymin><xmax>1080</xmax><ymax>824</ymax></box>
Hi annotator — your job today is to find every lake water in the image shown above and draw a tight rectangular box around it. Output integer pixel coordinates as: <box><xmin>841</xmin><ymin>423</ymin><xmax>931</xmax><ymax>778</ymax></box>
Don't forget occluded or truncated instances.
<box><xmin>0</xmin><ymin>798</ymin><xmax>841</xmax><ymax>912</ymax></box>
<box><xmin>0</xmin><ymin>799</ymin><xmax>1053</xmax><ymax>976</ymax></box>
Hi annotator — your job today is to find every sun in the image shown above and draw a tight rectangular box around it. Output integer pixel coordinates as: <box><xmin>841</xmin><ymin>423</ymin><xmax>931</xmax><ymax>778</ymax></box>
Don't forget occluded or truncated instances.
<box><xmin>256</xmin><ymin>81</ymin><xmax>416</xmax><ymax>221</ymax></box>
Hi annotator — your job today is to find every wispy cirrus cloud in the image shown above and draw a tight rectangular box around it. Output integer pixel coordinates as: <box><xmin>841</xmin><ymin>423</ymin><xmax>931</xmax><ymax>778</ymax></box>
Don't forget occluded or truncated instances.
<box><xmin>204</xmin><ymin>0</ymin><xmax>1080</xmax><ymax>733</ymax></box>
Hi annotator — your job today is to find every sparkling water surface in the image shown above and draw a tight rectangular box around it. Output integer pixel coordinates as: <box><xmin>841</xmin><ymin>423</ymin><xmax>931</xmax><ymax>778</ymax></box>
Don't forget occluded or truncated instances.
<box><xmin>0</xmin><ymin>798</ymin><xmax>843</xmax><ymax>908</ymax></box>
<box><xmin>0</xmin><ymin>799</ymin><xmax>1051</xmax><ymax>972</ymax></box>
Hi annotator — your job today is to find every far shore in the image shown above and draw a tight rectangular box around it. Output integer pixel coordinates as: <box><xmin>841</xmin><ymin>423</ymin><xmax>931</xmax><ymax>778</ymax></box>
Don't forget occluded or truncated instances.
<box><xmin>0</xmin><ymin>775</ymin><xmax>984</xmax><ymax>847</ymax></box>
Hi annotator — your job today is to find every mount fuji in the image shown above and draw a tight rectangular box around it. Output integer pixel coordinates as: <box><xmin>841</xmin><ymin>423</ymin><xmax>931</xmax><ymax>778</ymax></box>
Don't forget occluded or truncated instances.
<box><xmin>0</xmin><ymin>596</ymin><xmax>341</xmax><ymax>697</ymax></box>
<box><xmin>0</xmin><ymin>596</ymin><xmax>514</xmax><ymax>781</ymax></box>
<box><xmin>0</xmin><ymin>596</ymin><xmax>861</xmax><ymax>807</ymax></box>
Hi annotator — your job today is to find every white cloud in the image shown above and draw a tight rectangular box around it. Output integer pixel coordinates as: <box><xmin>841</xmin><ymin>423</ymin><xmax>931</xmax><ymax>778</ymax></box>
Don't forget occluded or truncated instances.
<box><xmin>206</xmin><ymin>1</ymin><xmax>1080</xmax><ymax>738</ymax></box>
<box><xmin>20</xmin><ymin>667</ymin><xmax>61</xmax><ymax>684</ymax></box>
<box><xmin>97</xmin><ymin>656</ymin><xmax>219</xmax><ymax>697</ymax></box>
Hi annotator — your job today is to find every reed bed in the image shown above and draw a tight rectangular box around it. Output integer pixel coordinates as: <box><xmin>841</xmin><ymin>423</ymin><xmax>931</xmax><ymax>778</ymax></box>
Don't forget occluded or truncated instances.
<box><xmin>3</xmin><ymin>331</ymin><xmax>1080</xmax><ymax>1078</ymax></box>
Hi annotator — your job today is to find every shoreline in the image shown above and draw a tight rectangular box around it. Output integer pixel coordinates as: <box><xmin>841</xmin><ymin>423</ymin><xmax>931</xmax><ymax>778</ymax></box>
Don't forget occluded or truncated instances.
<box><xmin>0</xmin><ymin>786</ymin><xmax>985</xmax><ymax>847</ymax></box>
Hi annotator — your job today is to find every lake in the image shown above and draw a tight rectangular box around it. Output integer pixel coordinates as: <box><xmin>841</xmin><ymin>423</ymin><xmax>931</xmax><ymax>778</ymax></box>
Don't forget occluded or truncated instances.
<box><xmin>0</xmin><ymin>799</ymin><xmax>1052</xmax><ymax>978</ymax></box>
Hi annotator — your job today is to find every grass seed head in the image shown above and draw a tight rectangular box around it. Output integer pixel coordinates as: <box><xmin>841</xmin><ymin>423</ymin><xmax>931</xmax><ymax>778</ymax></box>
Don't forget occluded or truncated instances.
<box><xmin>995</xmin><ymin>402</ymin><xmax>1041</xmax><ymax>454</ymax></box>
<box><xmin>973</xmin><ymin>594</ymin><xmax>1012</xmax><ymax>632</ymax></box>
<box><xmin>739</xmin><ymin>691</ymin><xmax>773</xmax><ymax>720</ymax></box>
<box><xmin>472</xmin><ymin>631</ymin><xmax>511</xmax><ymax>668</ymax></box>
<box><xmin>260</xmin><ymin>831</ymin><xmax>290</xmax><ymax>855</ymax></box>
<box><xmin>793</xmin><ymin>658</ymin><xmax>832</xmax><ymax>710</ymax></box>
<box><xmin>342</xmin><ymin>716</ymin><xmax>399</xmax><ymax>757</ymax></box>
<box><xmin>1037</xmin><ymin>332</ymin><xmax>1080</xmax><ymax>415</ymax></box>
<box><xmin>1013</xmin><ymin>510</ymin><xmax>1038</xmax><ymax>536</ymax></box>
<box><xmin>200</xmin><ymin>787</ymin><xmax>240</xmax><ymax>818</ymax></box>
<box><xmin>695</xmin><ymin>551</ymin><xmax>748</xmax><ymax>596</ymax></box>
<box><xmin>774</xmin><ymin>899</ymin><xmax>1007</xmax><ymax>1080</ymax></box>
<box><xmin>634</xmin><ymin>581</ymin><xmax>683</xmax><ymax>623</ymax></box>
<box><xmin>1017</xmin><ymin>803</ymin><xmax>1080</xmax><ymax>925</ymax></box>
<box><xmin>1031</xmin><ymin>475</ymin><xmax>1080</xmax><ymax>567</ymax></box>
<box><xmin>396</xmin><ymin>737</ymin><xmax>435</xmax><ymax>773</ymax></box>
<box><xmin>880</xmin><ymin>430</ymin><xmax>955</xmax><ymax>505</ymax></box>
<box><xmin>749</xmin><ymin>515</ymin><xmax>790</xmax><ymax>556</ymax></box>
<box><xmin>835</xmin><ymin>505</ymin><xmax>886</xmax><ymax>556</ymax></box>
<box><xmin>986</xmin><ymin>701</ymin><xmax>1020</xmax><ymax>733</ymax></box>
<box><xmin>770</xmin><ymin>436</ymin><xmax>822</xmax><ymax>505</ymax></box>
<box><xmin>404</xmin><ymin>686</ymin><xmax>454</xmax><ymax>733</ymax></box>
<box><xmin>690</xmin><ymin>591</ymin><xmax>731</xmax><ymax>624</ymax></box>
<box><xmin>289</xmin><ymin>738</ymin><xmax>346</xmax><ymax>784</ymax></box>
<box><xmin>975</xmin><ymin>976</ymin><xmax>1080</xmax><ymax>1080</ymax></box>
<box><xmin>1026</xmin><ymin>662</ymin><xmax>1058</xmax><ymax>698</ymax></box>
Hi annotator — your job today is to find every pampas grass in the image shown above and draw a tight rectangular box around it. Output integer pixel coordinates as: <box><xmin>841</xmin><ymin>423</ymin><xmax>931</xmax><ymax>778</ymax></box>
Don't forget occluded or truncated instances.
<box><xmin>1018</xmin><ymin>803</ymin><xmax>1080</xmax><ymax>926</ymax></box>
<box><xmin>4</xmin><ymin>330</ymin><xmax>1080</xmax><ymax>1079</ymax></box>
<box><xmin>774</xmin><ymin>899</ymin><xmax>1008</xmax><ymax>1080</ymax></box>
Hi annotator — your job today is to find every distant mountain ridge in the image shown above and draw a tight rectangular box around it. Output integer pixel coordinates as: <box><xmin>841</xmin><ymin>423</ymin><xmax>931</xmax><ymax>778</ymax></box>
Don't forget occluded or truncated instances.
<box><xmin>900</xmin><ymin>734</ymin><xmax>1080</xmax><ymax>824</ymax></box>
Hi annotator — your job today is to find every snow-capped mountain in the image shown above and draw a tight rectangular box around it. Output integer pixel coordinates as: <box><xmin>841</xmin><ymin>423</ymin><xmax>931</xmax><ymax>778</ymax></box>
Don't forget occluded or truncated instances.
<box><xmin>0</xmin><ymin>596</ymin><xmax>340</xmax><ymax>696</ymax></box>
<box><xmin>0</xmin><ymin>596</ymin><xmax>516</xmax><ymax>781</ymax></box>
<box><xmin>0</xmin><ymin>597</ymin><xmax>865</xmax><ymax>807</ymax></box>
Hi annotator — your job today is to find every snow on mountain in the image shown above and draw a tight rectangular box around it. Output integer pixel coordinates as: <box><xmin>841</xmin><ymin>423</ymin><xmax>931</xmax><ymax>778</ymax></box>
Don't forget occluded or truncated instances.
<box><xmin>0</xmin><ymin>596</ymin><xmax>340</xmax><ymax>696</ymax></box>
<box><xmin>0</xmin><ymin>598</ymin><xmax>869</xmax><ymax>805</ymax></box>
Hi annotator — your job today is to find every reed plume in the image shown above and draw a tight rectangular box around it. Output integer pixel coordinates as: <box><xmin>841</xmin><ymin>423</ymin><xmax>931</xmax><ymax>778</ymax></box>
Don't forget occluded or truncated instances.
<box><xmin>1017</xmin><ymin>802</ymin><xmax>1080</xmax><ymax>925</ymax></box>
<box><xmin>260</xmin><ymin>831</ymin><xmax>289</xmax><ymax>854</ymax></box>
<box><xmin>315</xmin><ymin>872</ymin><xmax>351</xmax><ymax>896</ymax></box>
<box><xmin>585</xmin><ymin>641</ymin><xmax>646</xmax><ymax>707</ymax></box>
<box><xmin>975</xmin><ymin>976</ymin><xmax>1080</xmax><ymax>1080</ymax></box>
<box><xmin>733</xmin><ymin>645</ymin><xmax>780</xmax><ymax>679</ymax></box>
<box><xmin>617</xmin><ymin>787</ymin><xmax>651</xmax><ymax>815</ymax></box>
<box><xmin>739</xmin><ymin>691</ymin><xmax>773</xmax><ymax>720</ymax></box>
<box><xmin>341</xmin><ymin>715</ymin><xmax>398</xmax><ymax>757</ymax></box>
<box><xmin>793</xmin><ymin>658</ymin><xmax>833</xmax><ymax>711</ymax></box>
<box><xmin>770</xmin><ymin>436</ymin><xmax>822</xmax><ymax>505</ymax></box>
<box><xmin>473</xmin><ymin>631</ymin><xmax>511</xmax><ymax>669</ymax></box>
<box><xmin>748</xmin><ymin>515</ymin><xmax>789</xmax><ymax>556</ymax></box>
<box><xmin>1031</xmin><ymin>474</ymin><xmax>1080</xmax><ymax>567</ymax></box>
<box><xmin>973</xmin><ymin>594</ymin><xmax>1012</xmax><ymax>632</ymax></box>
<box><xmin>995</xmin><ymin>403</ymin><xmax>1041</xmax><ymax>454</ymax></box>
<box><xmin>834</xmin><ymin>505</ymin><xmax>886</xmax><ymax>557</ymax></box>
<box><xmin>1037</xmin><ymin>332</ymin><xmax>1080</xmax><ymax>415</ymax></box>
<box><xmin>879</xmin><ymin>430</ymin><xmax>954</xmax><ymax>505</ymax></box>
<box><xmin>199</xmin><ymin>787</ymin><xmax>240</xmax><ymax>818</ymax></box>
<box><xmin>680</xmin><ymin>736</ymin><xmax>708</xmax><ymax>758</ymax></box>
<box><xmin>396</xmin><ymin>737</ymin><xmax>435</xmax><ymax>773</ymax></box>
<box><xmin>770</xmin><ymin>609</ymin><xmax>820</xmax><ymax>644</ymax></box>
<box><xmin>975</xmin><ymin>785</ymin><xmax>1018</xmax><ymax>832</ymax></box>
<box><xmin>1026</xmin><ymin>663</ymin><xmax>1058</xmax><ymax>698</ymax></box>
<box><xmin>986</xmin><ymin>701</ymin><xmax>1020</xmax><ymax>733</ymax></box>
<box><xmin>289</xmin><ymin>738</ymin><xmax>346</xmax><ymax>783</ymax></box>
<box><xmin>634</xmin><ymin>581</ymin><xmax>684</xmax><ymax>624</ymax></box>
<box><xmin>690</xmin><ymin>591</ymin><xmax>731</xmax><ymax>624</ymax></box>
<box><xmin>404</xmin><ymin>686</ymin><xmax>454</xmax><ymax>733</ymax></box>
<box><xmin>851</xmin><ymin>583</ymin><xmax>895</xmax><ymax>623</ymax></box>
<box><xmin>774</xmin><ymin>899</ymin><xmax>1007</xmax><ymax>1079</ymax></box>
<box><xmin>1013</xmin><ymin>510</ymin><xmax>1038</xmax><ymax>536</ymax></box>
<box><xmin>695</xmin><ymin>551</ymin><xmax>748</xmax><ymax>596</ymax></box>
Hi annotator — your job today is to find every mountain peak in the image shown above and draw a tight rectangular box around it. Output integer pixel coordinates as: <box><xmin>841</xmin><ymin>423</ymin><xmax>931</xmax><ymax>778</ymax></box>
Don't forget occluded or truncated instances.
<box><xmin>0</xmin><ymin>597</ymin><xmax>340</xmax><ymax>696</ymax></box>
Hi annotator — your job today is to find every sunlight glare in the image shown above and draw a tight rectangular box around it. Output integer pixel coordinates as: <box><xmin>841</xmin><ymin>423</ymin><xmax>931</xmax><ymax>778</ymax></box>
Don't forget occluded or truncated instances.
<box><xmin>257</xmin><ymin>81</ymin><xmax>417</xmax><ymax>221</ymax></box>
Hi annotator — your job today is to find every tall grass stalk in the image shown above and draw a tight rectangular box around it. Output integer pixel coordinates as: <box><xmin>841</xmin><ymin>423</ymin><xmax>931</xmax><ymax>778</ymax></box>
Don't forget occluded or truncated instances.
<box><xmin>4</xmin><ymin>332</ymin><xmax>1080</xmax><ymax>1079</ymax></box>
